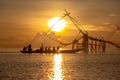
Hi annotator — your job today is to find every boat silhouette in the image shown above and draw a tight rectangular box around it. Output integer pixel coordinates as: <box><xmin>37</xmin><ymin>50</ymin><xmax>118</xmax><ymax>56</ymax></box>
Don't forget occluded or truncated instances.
<box><xmin>21</xmin><ymin>48</ymin><xmax>81</xmax><ymax>54</ymax></box>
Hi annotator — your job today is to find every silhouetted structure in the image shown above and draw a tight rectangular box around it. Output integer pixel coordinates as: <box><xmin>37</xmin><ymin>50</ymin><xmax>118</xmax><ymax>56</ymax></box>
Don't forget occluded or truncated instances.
<box><xmin>21</xmin><ymin>10</ymin><xmax>120</xmax><ymax>54</ymax></box>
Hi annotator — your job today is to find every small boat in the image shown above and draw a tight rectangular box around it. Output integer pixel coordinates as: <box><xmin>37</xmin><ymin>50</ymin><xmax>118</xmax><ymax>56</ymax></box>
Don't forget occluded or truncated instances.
<box><xmin>21</xmin><ymin>48</ymin><xmax>81</xmax><ymax>54</ymax></box>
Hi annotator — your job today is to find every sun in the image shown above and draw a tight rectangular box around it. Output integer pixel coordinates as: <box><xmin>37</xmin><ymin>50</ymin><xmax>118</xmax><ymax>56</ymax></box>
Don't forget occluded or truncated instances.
<box><xmin>48</xmin><ymin>17</ymin><xmax>66</xmax><ymax>32</ymax></box>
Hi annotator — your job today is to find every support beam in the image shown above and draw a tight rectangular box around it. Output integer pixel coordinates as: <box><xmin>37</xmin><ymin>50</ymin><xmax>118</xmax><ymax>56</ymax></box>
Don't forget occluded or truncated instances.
<box><xmin>82</xmin><ymin>34</ymin><xmax>89</xmax><ymax>53</ymax></box>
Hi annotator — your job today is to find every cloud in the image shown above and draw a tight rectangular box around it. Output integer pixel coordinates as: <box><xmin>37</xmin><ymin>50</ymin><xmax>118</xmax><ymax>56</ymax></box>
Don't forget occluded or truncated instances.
<box><xmin>83</xmin><ymin>24</ymin><xmax>112</xmax><ymax>31</ymax></box>
<box><xmin>109</xmin><ymin>14</ymin><xmax>116</xmax><ymax>17</ymax></box>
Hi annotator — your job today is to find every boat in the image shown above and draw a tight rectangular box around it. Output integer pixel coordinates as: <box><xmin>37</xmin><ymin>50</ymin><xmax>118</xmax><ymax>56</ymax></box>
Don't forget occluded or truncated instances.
<box><xmin>21</xmin><ymin>48</ymin><xmax>82</xmax><ymax>54</ymax></box>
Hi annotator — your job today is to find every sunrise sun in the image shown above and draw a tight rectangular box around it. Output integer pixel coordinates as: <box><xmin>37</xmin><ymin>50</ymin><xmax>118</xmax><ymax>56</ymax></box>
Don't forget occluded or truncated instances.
<box><xmin>48</xmin><ymin>17</ymin><xmax>66</xmax><ymax>32</ymax></box>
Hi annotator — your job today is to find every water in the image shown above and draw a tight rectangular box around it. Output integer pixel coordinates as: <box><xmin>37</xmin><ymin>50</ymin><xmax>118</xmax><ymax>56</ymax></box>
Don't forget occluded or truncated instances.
<box><xmin>0</xmin><ymin>48</ymin><xmax>120</xmax><ymax>80</ymax></box>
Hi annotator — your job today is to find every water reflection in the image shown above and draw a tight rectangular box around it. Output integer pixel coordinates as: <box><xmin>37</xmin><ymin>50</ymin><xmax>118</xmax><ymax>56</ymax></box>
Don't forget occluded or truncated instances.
<box><xmin>50</xmin><ymin>54</ymin><xmax>63</xmax><ymax>80</ymax></box>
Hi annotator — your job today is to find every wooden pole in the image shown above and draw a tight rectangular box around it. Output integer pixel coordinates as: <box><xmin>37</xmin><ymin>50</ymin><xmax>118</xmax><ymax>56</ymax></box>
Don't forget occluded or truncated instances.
<box><xmin>94</xmin><ymin>39</ymin><xmax>97</xmax><ymax>53</ymax></box>
<box><xmin>82</xmin><ymin>34</ymin><xmax>89</xmax><ymax>53</ymax></box>
<box><xmin>72</xmin><ymin>43</ymin><xmax>75</xmax><ymax>50</ymax></box>
<box><xmin>90</xmin><ymin>39</ymin><xmax>94</xmax><ymax>53</ymax></box>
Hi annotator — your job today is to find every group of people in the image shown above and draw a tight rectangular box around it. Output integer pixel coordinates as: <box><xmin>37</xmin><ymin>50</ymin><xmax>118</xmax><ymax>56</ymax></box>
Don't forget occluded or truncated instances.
<box><xmin>22</xmin><ymin>44</ymin><xmax>32</xmax><ymax>52</ymax></box>
<box><xmin>22</xmin><ymin>44</ymin><xmax>60</xmax><ymax>53</ymax></box>
<box><xmin>39</xmin><ymin>46</ymin><xmax>60</xmax><ymax>52</ymax></box>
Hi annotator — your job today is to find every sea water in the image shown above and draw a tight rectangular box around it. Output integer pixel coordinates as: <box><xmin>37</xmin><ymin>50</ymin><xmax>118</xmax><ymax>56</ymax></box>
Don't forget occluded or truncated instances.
<box><xmin>0</xmin><ymin>48</ymin><xmax>120</xmax><ymax>80</ymax></box>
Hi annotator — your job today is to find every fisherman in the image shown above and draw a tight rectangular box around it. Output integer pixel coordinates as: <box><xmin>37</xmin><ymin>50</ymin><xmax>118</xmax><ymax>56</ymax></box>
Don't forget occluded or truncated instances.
<box><xmin>48</xmin><ymin>46</ymin><xmax>51</xmax><ymax>53</ymax></box>
<box><xmin>27</xmin><ymin>44</ymin><xmax>32</xmax><ymax>53</ymax></box>
<box><xmin>45</xmin><ymin>46</ymin><xmax>48</xmax><ymax>53</ymax></box>
<box><xmin>23</xmin><ymin>46</ymin><xmax>27</xmax><ymax>51</ymax></box>
<box><xmin>56</xmin><ymin>46</ymin><xmax>60</xmax><ymax>53</ymax></box>
<box><xmin>53</xmin><ymin>46</ymin><xmax>56</xmax><ymax>52</ymax></box>
<box><xmin>57</xmin><ymin>46</ymin><xmax>60</xmax><ymax>50</ymax></box>
<box><xmin>40</xmin><ymin>46</ymin><xmax>43</xmax><ymax>52</ymax></box>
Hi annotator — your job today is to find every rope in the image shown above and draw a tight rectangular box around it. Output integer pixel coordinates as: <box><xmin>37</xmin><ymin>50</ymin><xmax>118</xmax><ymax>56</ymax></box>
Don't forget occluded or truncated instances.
<box><xmin>47</xmin><ymin>13</ymin><xmax>67</xmax><ymax>34</ymax></box>
<box><xmin>45</xmin><ymin>10</ymin><xmax>86</xmax><ymax>46</ymax></box>
<box><xmin>46</xmin><ymin>35</ymin><xmax>73</xmax><ymax>46</ymax></box>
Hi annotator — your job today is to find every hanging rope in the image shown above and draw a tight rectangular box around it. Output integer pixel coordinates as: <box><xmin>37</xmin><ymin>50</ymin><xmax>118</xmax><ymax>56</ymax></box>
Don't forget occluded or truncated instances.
<box><xmin>46</xmin><ymin>35</ymin><xmax>73</xmax><ymax>46</ymax></box>
<box><xmin>45</xmin><ymin>10</ymin><xmax>86</xmax><ymax>46</ymax></box>
<box><xmin>107</xmin><ymin>25</ymin><xmax>119</xmax><ymax>41</ymax></box>
<box><xmin>47</xmin><ymin>11</ymin><xmax>68</xmax><ymax>34</ymax></box>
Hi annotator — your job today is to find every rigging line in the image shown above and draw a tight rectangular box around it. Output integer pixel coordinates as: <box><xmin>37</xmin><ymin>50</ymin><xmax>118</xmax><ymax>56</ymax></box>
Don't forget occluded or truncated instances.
<box><xmin>107</xmin><ymin>25</ymin><xmax>120</xmax><ymax>41</ymax></box>
<box><xmin>74</xmin><ymin>31</ymin><xmax>81</xmax><ymax>40</ymax></box>
<box><xmin>47</xmin><ymin>33</ymin><xmax>83</xmax><ymax>46</ymax></box>
<box><xmin>68</xmin><ymin>15</ymin><xmax>87</xmax><ymax>34</ymax></box>
<box><xmin>46</xmin><ymin>10</ymin><xmax>84</xmax><ymax>46</ymax></box>
<box><xmin>45</xmin><ymin>10</ymin><xmax>82</xmax><ymax>46</ymax></box>
<box><xmin>74</xmin><ymin>32</ymin><xmax>83</xmax><ymax>41</ymax></box>
<box><xmin>67</xmin><ymin>16</ymin><xmax>86</xmax><ymax>42</ymax></box>
<box><xmin>68</xmin><ymin>15</ymin><xmax>84</xmax><ymax>35</ymax></box>
<box><xmin>47</xmin><ymin>15</ymin><xmax>67</xmax><ymax>34</ymax></box>
<box><xmin>77</xmin><ymin>36</ymin><xmax>83</xmax><ymax>41</ymax></box>
<box><xmin>107</xmin><ymin>29</ymin><xmax>117</xmax><ymax>41</ymax></box>
<box><xmin>46</xmin><ymin>35</ymin><xmax>73</xmax><ymax>46</ymax></box>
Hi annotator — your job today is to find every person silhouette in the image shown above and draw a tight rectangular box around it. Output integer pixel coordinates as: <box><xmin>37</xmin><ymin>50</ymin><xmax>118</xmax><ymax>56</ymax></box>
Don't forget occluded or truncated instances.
<box><xmin>23</xmin><ymin>47</ymin><xmax>27</xmax><ymax>51</ymax></box>
<box><xmin>45</xmin><ymin>46</ymin><xmax>48</xmax><ymax>53</ymax></box>
<box><xmin>27</xmin><ymin>44</ymin><xmax>32</xmax><ymax>53</ymax></box>
<box><xmin>53</xmin><ymin>46</ymin><xmax>56</xmax><ymax>52</ymax></box>
<box><xmin>48</xmin><ymin>46</ymin><xmax>51</xmax><ymax>53</ymax></box>
<box><xmin>56</xmin><ymin>46</ymin><xmax>60</xmax><ymax>53</ymax></box>
<box><xmin>40</xmin><ymin>46</ymin><xmax>43</xmax><ymax>52</ymax></box>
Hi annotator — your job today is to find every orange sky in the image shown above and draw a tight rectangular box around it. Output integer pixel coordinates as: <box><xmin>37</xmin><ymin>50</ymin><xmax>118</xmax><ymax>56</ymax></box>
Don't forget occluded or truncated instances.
<box><xmin>0</xmin><ymin>0</ymin><xmax>120</xmax><ymax>48</ymax></box>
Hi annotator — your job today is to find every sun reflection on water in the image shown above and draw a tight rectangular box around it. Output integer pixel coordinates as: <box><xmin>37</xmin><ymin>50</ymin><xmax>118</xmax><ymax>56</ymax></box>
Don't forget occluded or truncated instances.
<box><xmin>49</xmin><ymin>54</ymin><xmax>64</xmax><ymax>80</ymax></box>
